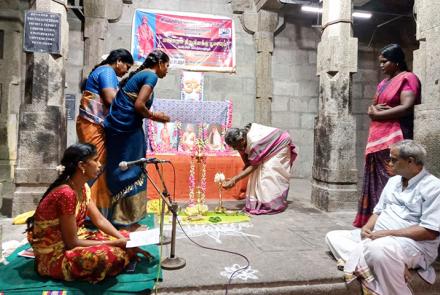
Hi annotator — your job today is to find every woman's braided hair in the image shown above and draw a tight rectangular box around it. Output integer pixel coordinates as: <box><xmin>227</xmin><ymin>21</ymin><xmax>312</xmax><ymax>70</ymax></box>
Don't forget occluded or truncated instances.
<box><xmin>80</xmin><ymin>49</ymin><xmax>133</xmax><ymax>91</ymax></box>
<box><xmin>90</xmin><ymin>48</ymin><xmax>134</xmax><ymax>74</ymax></box>
<box><xmin>26</xmin><ymin>143</ymin><xmax>97</xmax><ymax>232</ymax></box>
<box><xmin>119</xmin><ymin>49</ymin><xmax>170</xmax><ymax>88</ymax></box>
<box><xmin>380</xmin><ymin>43</ymin><xmax>408</xmax><ymax>71</ymax></box>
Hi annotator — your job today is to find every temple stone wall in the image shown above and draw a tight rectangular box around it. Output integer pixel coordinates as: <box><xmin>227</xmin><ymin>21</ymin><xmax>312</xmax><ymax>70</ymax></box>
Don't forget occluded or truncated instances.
<box><xmin>0</xmin><ymin>0</ymin><xmax>423</xmax><ymax>215</ymax></box>
<box><xmin>0</xmin><ymin>1</ymin><xmax>28</xmax><ymax>214</ymax></box>
<box><xmin>272</xmin><ymin>16</ymin><xmax>380</xmax><ymax>180</ymax></box>
<box><xmin>99</xmin><ymin>1</ymin><xmax>381</xmax><ymax>181</ymax></box>
<box><xmin>11</xmin><ymin>0</ymin><xmax>69</xmax><ymax>216</ymax></box>
<box><xmin>65</xmin><ymin>10</ymin><xmax>84</xmax><ymax>146</ymax></box>
<box><xmin>104</xmin><ymin>0</ymin><xmax>256</xmax><ymax>127</ymax></box>
<box><xmin>66</xmin><ymin>1</ymin><xmax>384</xmax><ymax>182</ymax></box>
<box><xmin>413</xmin><ymin>0</ymin><xmax>440</xmax><ymax>178</ymax></box>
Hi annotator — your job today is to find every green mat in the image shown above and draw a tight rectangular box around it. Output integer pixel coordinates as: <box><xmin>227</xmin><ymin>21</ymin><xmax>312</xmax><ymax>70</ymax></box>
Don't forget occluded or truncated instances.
<box><xmin>0</xmin><ymin>214</ymin><xmax>162</xmax><ymax>295</ymax></box>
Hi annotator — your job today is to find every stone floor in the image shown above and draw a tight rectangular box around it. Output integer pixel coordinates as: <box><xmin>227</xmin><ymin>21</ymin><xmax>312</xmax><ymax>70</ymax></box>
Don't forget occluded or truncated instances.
<box><xmin>1</xmin><ymin>179</ymin><xmax>439</xmax><ymax>294</ymax></box>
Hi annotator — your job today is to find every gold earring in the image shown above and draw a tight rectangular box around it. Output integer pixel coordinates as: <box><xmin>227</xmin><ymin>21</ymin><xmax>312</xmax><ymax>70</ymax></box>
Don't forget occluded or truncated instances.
<box><xmin>81</xmin><ymin>168</ymin><xmax>85</xmax><ymax>174</ymax></box>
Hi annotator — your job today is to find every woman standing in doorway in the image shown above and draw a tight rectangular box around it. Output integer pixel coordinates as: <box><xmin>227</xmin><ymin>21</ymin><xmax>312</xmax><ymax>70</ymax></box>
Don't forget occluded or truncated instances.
<box><xmin>353</xmin><ymin>44</ymin><xmax>421</xmax><ymax>227</ymax></box>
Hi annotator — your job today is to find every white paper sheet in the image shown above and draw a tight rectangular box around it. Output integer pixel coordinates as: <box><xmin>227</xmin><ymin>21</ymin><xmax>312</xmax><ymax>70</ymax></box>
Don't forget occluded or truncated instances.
<box><xmin>126</xmin><ymin>228</ymin><xmax>160</xmax><ymax>248</ymax></box>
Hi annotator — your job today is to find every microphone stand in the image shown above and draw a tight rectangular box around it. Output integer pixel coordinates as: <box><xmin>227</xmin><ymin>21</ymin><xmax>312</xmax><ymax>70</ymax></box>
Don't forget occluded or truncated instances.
<box><xmin>144</xmin><ymin>163</ymin><xmax>186</xmax><ymax>270</ymax></box>
<box><xmin>152</xmin><ymin>162</ymin><xmax>171</xmax><ymax>246</ymax></box>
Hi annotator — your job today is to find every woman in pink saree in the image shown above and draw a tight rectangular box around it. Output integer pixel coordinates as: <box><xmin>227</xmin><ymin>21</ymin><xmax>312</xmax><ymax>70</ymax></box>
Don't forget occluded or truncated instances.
<box><xmin>223</xmin><ymin>123</ymin><xmax>297</xmax><ymax>214</ymax></box>
<box><xmin>353</xmin><ymin>44</ymin><xmax>421</xmax><ymax>227</ymax></box>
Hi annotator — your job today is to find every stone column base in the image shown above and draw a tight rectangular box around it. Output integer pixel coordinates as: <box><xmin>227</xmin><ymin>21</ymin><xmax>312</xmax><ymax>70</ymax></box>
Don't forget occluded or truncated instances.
<box><xmin>414</xmin><ymin>105</ymin><xmax>440</xmax><ymax>178</ymax></box>
<box><xmin>311</xmin><ymin>179</ymin><xmax>357</xmax><ymax>212</ymax></box>
<box><xmin>12</xmin><ymin>185</ymin><xmax>46</xmax><ymax>216</ymax></box>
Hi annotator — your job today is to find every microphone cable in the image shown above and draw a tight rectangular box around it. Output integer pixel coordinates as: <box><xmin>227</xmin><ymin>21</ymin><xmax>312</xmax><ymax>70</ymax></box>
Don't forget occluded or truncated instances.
<box><xmin>145</xmin><ymin>161</ymin><xmax>175</xmax><ymax>295</ymax></box>
<box><xmin>148</xmin><ymin>160</ymin><xmax>251</xmax><ymax>295</ymax></box>
<box><xmin>149</xmin><ymin>161</ymin><xmax>176</xmax><ymax>295</ymax></box>
<box><xmin>174</xmin><ymin>216</ymin><xmax>250</xmax><ymax>295</ymax></box>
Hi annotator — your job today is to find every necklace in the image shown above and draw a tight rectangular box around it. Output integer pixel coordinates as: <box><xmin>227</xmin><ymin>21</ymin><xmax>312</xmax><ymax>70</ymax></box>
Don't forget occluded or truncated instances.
<box><xmin>67</xmin><ymin>179</ymin><xmax>83</xmax><ymax>201</ymax></box>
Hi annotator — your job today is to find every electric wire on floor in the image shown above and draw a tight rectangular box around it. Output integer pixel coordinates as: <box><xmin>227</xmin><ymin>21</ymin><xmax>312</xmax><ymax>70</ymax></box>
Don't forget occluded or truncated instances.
<box><xmin>150</xmin><ymin>161</ymin><xmax>251</xmax><ymax>295</ymax></box>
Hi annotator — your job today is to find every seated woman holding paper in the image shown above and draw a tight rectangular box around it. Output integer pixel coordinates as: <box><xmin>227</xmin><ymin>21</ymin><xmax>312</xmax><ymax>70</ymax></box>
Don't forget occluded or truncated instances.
<box><xmin>26</xmin><ymin>143</ymin><xmax>151</xmax><ymax>283</ymax></box>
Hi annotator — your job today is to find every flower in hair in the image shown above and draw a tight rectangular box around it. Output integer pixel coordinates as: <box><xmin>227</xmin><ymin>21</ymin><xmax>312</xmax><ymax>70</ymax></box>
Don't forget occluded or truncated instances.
<box><xmin>55</xmin><ymin>164</ymin><xmax>65</xmax><ymax>175</ymax></box>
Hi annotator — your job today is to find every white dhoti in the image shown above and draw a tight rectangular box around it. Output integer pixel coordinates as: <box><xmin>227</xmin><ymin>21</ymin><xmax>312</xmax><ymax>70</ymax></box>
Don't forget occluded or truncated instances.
<box><xmin>326</xmin><ymin>230</ymin><xmax>426</xmax><ymax>295</ymax></box>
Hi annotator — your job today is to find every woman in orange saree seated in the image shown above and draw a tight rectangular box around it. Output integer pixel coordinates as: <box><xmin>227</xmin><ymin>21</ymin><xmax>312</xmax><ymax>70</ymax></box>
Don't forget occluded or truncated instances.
<box><xmin>26</xmin><ymin>143</ymin><xmax>150</xmax><ymax>283</ymax></box>
<box><xmin>353</xmin><ymin>44</ymin><xmax>421</xmax><ymax>227</ymax></box>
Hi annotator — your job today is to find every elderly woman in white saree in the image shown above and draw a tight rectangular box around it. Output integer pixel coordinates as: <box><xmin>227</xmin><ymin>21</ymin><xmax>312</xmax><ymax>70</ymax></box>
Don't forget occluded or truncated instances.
<box><xmin>222</xmin><ymin>123</ymin><xmax>297</xmax><ymax>214</ymax></box>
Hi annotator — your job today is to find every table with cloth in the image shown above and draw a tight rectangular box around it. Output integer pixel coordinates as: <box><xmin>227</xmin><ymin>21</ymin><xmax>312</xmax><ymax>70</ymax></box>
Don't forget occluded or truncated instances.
<box><xmin>146</xmin><ymin>153</ymin><xmax>248</xmax><ymax>201</ymax></box>
<box><xmin>145</xmin><ymin>99</ymin><xmax>248</xmax><ymax>202</ymax></box>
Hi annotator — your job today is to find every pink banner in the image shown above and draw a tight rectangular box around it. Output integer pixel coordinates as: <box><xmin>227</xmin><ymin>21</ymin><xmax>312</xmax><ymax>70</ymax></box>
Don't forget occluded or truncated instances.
<box><xmin>131</xmin><ymin>9</ymin><xmax>236</xmax><ymax>72</ymax></box>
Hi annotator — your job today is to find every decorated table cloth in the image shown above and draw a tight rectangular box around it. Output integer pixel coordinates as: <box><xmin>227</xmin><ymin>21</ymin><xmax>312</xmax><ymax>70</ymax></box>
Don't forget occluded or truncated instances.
<box><xmin>146</xmin><ymin>153</ymin><xmax>247</xmax><ymax>201</ymax></box>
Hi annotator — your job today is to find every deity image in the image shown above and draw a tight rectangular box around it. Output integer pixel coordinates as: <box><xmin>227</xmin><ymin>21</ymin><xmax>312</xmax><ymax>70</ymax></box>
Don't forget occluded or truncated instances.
<box><xmin>206</xmin><ymin>124</ymin><xmax>224</xmax><ymax>151</ymax></box>
<box><xmin>179</xmin><ymin>123</ymin><xmax>197</xmax><ymax>152</ymax></box>
<box><xmin>154</xmin><ymin>122</ymin><xmax>177</xmax><ymax>152</ymax></box>
<box><xmin>136</xmin><ymin>15</ymin><xmax>154</xmax><ymax>59</ymax></box>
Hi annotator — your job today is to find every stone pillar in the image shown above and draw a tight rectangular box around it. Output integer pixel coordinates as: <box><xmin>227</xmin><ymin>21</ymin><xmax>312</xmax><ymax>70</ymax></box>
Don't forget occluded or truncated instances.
<box><xmin>255</xmin><ymin>10</ymin><xmax>279</xmax><ymax>125</ymax></box>
<box><xmin>232</xmin><ymin>0</ymin><xmax>283</xmax><ymax>125</ymax></box>
<box><xmin>83</xmin><ymin>0</ymin><xmax>123</xmax><ymax>78</ymax></box>
<box><xmin>311</xmin><ymin>0</ymin><xmax>358</xmax><ymax>211</ymax></box>
<box><xmin>413</xmin><ymin>1</ymin><xmax>440</xmax><ymax>177</ymax></box>
<box><xmin>12</xmin><ymin>0</ymin><xmax>69</xmax><ymax>215</ymax></box>
<box><xmin>0</xmin><ymin>1</ymin><xmax>27</xmax><ymax>215</ymax></box>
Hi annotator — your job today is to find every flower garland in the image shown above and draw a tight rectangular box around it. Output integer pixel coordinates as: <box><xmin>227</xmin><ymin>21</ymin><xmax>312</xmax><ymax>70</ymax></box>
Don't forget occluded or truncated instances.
<box><xmin>188</xmin><ymin>159</ymin><xmax>196</xmax><ymax>205</ymax></box>
<box><xmin>147</xmin><ymin>119</ymin><xmax>158</xmax><ymax>152</ymax></box>
<box><xmin>226</xmin><ymin>99</ymin><xmax>233</xmax><ymax>128</ymax></box>
<box><xmin>193</xmin><ymin>138</ymin><xmax>207</xmax><ymax>197</ymax></box>
<box><xmin>187</xmin><ymin>138</ymin><xmax>207</xmax><ymax>213</ymax></box>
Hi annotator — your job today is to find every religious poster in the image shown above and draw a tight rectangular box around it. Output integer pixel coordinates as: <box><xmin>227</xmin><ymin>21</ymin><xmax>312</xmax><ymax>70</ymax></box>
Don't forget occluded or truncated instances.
<box><xmin>181</xmin><ymin>71</ymin><xmax>203</xmax><ymax>101</ymax></box>
<box><xmin>145</xmin><ymin>99</ymin><xmax>233</xmax><ymax>154</ymax></box>
<box><xmin>205</xmin><ymin>123</ymin><xmax>226</xmax><ymax>152</ymax></box>
<box><xmin>131</xmin><ymin>9</ymin><xmax>235</xmax><ymax>72</ymax></box>
<box><xmin>153</xmin><ymin>122</ymin><xmax>178</xmax><ymax>152</ymax></box>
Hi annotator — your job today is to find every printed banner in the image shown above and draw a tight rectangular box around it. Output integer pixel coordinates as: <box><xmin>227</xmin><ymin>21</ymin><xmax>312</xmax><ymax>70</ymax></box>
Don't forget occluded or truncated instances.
<box><xmin>131</xmin><ymin>9</ymin><xmax>235</xmax><ymax>72</ymax></box>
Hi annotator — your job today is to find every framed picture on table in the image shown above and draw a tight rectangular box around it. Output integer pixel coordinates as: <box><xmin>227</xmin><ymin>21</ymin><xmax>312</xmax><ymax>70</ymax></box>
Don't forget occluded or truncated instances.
<box><xmin>205</xmin><ymin>123</ymin><xmax>226</xmax><ymax>152</ymax></box>
<box><xmin>178</xmin><ymin>123</ymin><xmax>201</xmax><ymax>152</ymax></box>
<box><xmin>147</xmin><ymin>121</ymin><xmax>178</xmax><ymax>153</ymax></box>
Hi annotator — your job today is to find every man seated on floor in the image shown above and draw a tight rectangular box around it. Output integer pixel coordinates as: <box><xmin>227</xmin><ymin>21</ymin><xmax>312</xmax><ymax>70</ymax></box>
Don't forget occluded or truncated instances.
<box><xmin>326</xmin><ymin>140</ymin><xmax>440</xmax><ymax>295</ymax></box>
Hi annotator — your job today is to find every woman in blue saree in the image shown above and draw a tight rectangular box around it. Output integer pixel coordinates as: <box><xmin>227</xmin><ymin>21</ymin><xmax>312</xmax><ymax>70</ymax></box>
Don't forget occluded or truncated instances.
<box><xmin>104</xmin><ymin>50</ymin><xmax>170</xmax><ymax>227</ymax></box>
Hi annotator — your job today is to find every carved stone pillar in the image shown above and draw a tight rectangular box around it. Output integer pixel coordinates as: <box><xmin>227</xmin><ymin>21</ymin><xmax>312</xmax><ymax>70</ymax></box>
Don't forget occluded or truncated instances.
<box><xmin>0</xmin><ymin>1</ymin><xmax>27</xmax><ymax>214</ymax></box>
<box><xmin>83</xmin><ymin>0</ymin><xmax>123</xmax><ymax>77</ymax></box>
<box><xmin>413</xmin><ymin>0</ymin><xmax>440</xmax><ymax>177</ymax></box>
<box><xmin>233</xmin><ymin>0</ymin><xmax>283</xmax><ymax>125</ymax></box>
<box><xmin>12</xmin><ymin>0</ymin><xmax>69</xmax><ymax>215</ymax></box>
<box><xmin>254</xmin><ymin>10</ymin><xmax>279</xmax><ymax>125</ymax></box>
<box><xmin>311</xmin><ymin>0</ymin><xmax>358</xmax><ymax>211</ymax></box>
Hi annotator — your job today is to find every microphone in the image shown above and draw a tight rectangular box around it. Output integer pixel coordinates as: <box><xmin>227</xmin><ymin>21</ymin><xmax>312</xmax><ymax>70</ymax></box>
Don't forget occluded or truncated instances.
<box><xmin>119</xmin><ymin>158</ymin><xmax>169</xmax><ymax>171</ymax></box>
